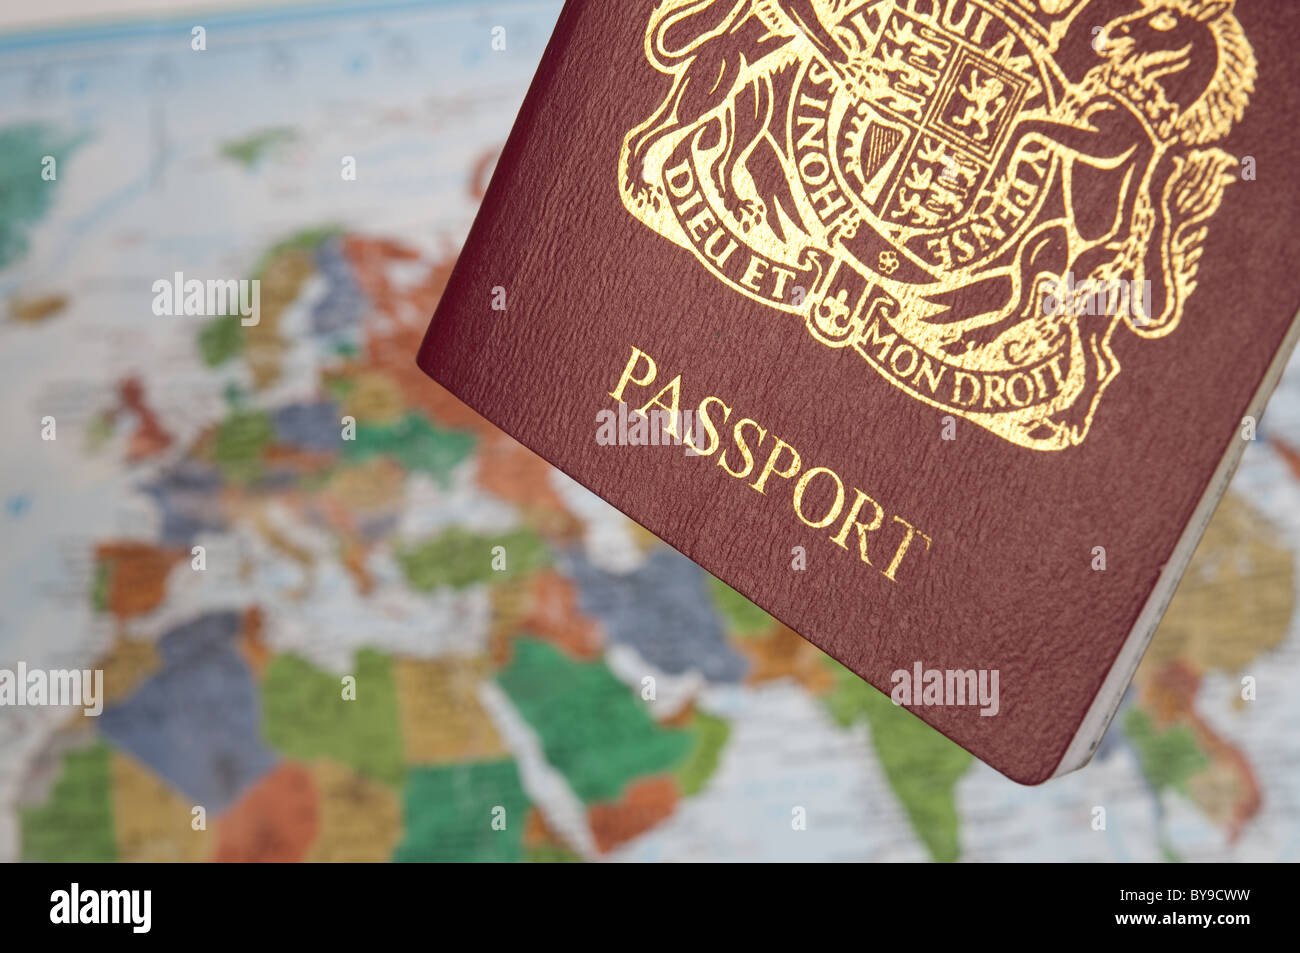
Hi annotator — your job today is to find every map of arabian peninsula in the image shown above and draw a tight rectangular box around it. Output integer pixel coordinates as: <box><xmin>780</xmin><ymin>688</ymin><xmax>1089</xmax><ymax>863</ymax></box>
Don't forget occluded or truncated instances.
<box><xmin>2</xmin><ymin>0</ymin><xmax>1300</xmax><ymax>863</ymax></box>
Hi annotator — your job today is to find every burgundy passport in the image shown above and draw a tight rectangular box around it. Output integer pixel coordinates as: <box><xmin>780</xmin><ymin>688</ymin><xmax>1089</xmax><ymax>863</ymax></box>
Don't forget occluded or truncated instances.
<box><xmin>418</xmin><ymin>0</ymin><xmax>1300</xmax><ymax>782</ymax></box>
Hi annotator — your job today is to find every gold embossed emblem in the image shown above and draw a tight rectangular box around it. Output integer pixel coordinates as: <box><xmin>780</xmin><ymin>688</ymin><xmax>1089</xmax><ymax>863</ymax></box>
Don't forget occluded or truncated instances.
<box><xmin>619</xmin><ymin>0</ymin><xmax>1256</xmax><ymax>449</ymax></box>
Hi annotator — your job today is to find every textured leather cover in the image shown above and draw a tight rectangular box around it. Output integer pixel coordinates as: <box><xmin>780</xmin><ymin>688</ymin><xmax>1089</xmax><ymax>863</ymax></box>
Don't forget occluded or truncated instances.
<box><xmin>417</xmin><ymin>0</ymin><xmax>1300</xmax><ymax>782</ymax></box>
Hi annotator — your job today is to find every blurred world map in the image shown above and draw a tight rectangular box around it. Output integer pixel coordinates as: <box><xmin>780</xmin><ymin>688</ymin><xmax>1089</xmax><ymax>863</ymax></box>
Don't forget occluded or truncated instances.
<box><xmin>2</xmin><ymin>0</ymin><xmax>1299</xmax><ymax>862</ymax></box>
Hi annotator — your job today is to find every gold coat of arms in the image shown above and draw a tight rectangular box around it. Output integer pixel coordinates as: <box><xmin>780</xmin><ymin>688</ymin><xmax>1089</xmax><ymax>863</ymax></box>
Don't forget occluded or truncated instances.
<box><xmin>619</xmin><ymin>0</ymin><xmax>1256</xmax><ymax>449</ymax></box>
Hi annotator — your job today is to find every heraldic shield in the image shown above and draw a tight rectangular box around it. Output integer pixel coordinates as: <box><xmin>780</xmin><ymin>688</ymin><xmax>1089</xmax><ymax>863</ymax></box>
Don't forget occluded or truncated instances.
<box><xmin>618</xmin><ymin>0</ymin><xmax>1256</xmax><ymax>450</ymax></box>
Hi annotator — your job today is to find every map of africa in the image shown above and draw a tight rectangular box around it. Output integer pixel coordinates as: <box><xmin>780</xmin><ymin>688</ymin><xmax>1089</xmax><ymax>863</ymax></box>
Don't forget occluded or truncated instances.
<box><xmin>1</xmin><ymin>0</ymin><xmax>1299</xmax><ymax>862</ymax></box>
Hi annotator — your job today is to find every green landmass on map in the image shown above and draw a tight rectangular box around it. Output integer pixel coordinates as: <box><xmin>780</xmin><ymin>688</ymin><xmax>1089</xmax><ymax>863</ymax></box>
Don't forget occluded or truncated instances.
<box><xmin>343</xmin><ymin>413</ymin><xmax>475</xmax><ymax>485</ymax></box>
<box><xmin>219</xmin><ymin>127</ymin><xmax>297</xmax><ymax>168</ymax></box>
<box><xmin>20</xmin><ymin>742</ymin><xmax>117</xmax><ymax>862</ymax></box>
<box><xmin>394</xmin><ymin>758</ymin><xmax>530</xmax><ymax>863</ymax></box>
<box><xmin>213</xmin><ymin>409</ymin><xmax>276</xmax><ymax>482</ymax></box>
<box><xmin>825</xmin><ymin>660</ymin><xmax>972</xmax><ymax>862</ymax></box>
<box><xmin>199</xmin><ymin>314</ymin><xmax>245</xmax><ymax>367</ymax></box>
<box><xmin>496</xmin><ymin>638</ymin><xmax>692</xmax><ymax>803</ymax></box>
<box><xmin>262</xmin><ymin>649</ymin><xmax>405</xmax><ymax>787</ymax></box>
<box><xmin>675</xmin><ymin>710</ymin><xmax>730</xmax><ymax>796</ymax></box>
<box><xmin>252</xmin><ymin>224</ymin><xmax>342</xmax><ymax>276</ymax></box>
<box><xmin>1123</xmin><ymin>708</ymin><xmax>1210</xmax><ymax>796</ymax></box>
<box><xmin>707</xmin><ymin>575</ymin><xmax>774</xmax><ymax>638</ymax></box>
<box><xmin>396</xmin><ymin>526</ymin><xmax>549</xmax><ymax>591</ymax></box>
<box><xmin>0</xmin><ymin>122</ymin><xmax>85</xmax><ymax>270</ymax></box>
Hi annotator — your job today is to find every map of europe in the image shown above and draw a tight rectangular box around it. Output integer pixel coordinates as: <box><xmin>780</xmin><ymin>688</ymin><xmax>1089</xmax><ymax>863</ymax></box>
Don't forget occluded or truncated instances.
<box><xmin>1</xmin><ymin>0</ymin><xmax>1299</xmax><ymax>862</ymax></box>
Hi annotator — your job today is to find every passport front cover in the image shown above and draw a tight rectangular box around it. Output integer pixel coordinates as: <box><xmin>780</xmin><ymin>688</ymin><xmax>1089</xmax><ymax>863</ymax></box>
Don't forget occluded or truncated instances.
<box><xmin>417</xmin><ymin>0</ymin><xmax>1300</xmax><ymax>782</ymax></box>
